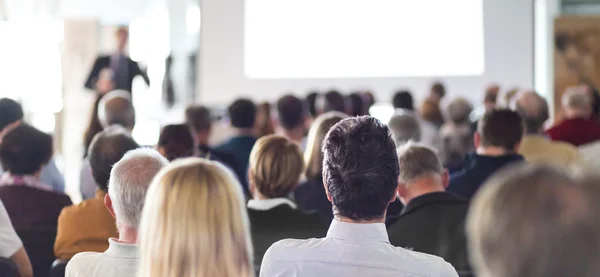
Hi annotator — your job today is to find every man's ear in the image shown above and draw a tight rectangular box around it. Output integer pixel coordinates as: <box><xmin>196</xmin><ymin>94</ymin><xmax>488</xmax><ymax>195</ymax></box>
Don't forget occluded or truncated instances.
<box><xmin>322</xmin><ymin>176</ymin><xmax>333</xmax><ymax>203</ymax></box>
<box><xmin>104</xmin><ymin>194</ymin><xmax>116</xmax><ymax>219</ymax></box>
<box><xmin>474</xmin><ymin>132</ymin><xmax>481</xmax><ymax>149</ymax></box>
<box><xmin>442</xmin><ymin>169</ymin><xmax>450</xmax><ymax>189</ymax></box>
<box><xmin>396</xmin><ymin>183</ymin><xmax>408</xmax><ymax>205</ymax></box>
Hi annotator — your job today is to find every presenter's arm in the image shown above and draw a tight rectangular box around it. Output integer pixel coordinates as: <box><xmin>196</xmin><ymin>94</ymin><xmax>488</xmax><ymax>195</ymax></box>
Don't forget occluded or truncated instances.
<box><xmin>134</xmin><ymin>62</ymin><xmax>150</xmax><ymax>86</ymax></box>
<box><xmin>84</xmin><ymin>57</ymin><xmax>103</xmax><ymax>90</ymax></box>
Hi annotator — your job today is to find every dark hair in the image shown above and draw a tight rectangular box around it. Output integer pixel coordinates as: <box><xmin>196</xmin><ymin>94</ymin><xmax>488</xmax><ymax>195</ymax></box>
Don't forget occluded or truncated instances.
<box><xmin>478</xmin><ymin>109</ymin><xmax>524</xmax><ymax>151</ymax></box>
<box><xmin>185</xmin><ymin>105</ymin><xmax>212</xmax><ymax>133</ymax></box>
<box><xmin>276</xmin><ymin>95</ymin><xmax>306</xmax><ymax>130</ymax></box>
<box><xmin>158</xmin><ymin>124</ymin><xmax>195</xmax><ymax>161</ymax></box>
<box><xmin>347</xmin><ymin>93</ymin><xmax>366</xmax><ymax>116</ymax></box>
<box><xmin>228</xmin><ymin>99</ymin><xmax>256</xmax><ymax>129</ymax></box>
<box><xmin>392</xmin><ymin>90</ymin><xmax>414</xmax><ymax>111</ymax></box>
<box><xmin>88</xmin><ymin>126</ymin><xmax>140</xmax><ymax>191</ymax></box>
<box><xmin>255</xmin><ymin>102</ymin><xmax>275</xmax><ymax>138</ymax></box>
<box><xmin>322</xmin><ymin>116</ymin><xmax>399</xmax><ymax>220</ymax></box>
<box><xmin>306</xmin><ymin>92</ymin><xmax>319</xmax><ymax>117</ymax></box>
<box><xmin>431</xmin><ymin>82</ymin><xmax>446</xmax><ymax>98</ymax></box>
<box><xmin>84</xmin><ymin>95</ymin><xmax>104</xmax><ymax>157</ymax></box>
<box><xmin>0</xmin><ymin>98</ymin><xmax>24</xmax><ymax>131</ymax></box>
<box><xmin>0</xmin><ymin>124</ymin><xmax>52</xmax><ymax>175</ymax></box>
<box><xmin>322</xmin><ymin>90</ymin><xmax>346</xmax><ymax>113</ymax></box>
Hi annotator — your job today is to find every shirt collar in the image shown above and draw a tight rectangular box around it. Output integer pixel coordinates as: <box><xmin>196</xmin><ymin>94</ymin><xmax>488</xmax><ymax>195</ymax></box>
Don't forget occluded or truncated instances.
<box><xmin>105</xmin><ymin>238</ymin><xmax>139</xmax><ymax>259</ymax></box>
<box><xmin>326</xmin><ymin>220</ymin><xmax>390</xmax><ymax>243</ymax></box>
<box><xmin>247</xmin><ymin>198</ymin><xmax>297</xmax><ymax>211</ymax></box>
<box><xmin>402</xmin><ymin>192</ymin><xmax>466</xmax><ymax>215</ymax></box>
<box><xmin>0</xmin><ymin>173</ymin><xmax>53</xmax><ymax>191</ymax></box>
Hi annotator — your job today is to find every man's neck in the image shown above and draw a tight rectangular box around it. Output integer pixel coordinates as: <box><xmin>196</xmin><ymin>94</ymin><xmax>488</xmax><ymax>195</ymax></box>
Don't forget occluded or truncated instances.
<box><xmin>565</xmin><ymin>111</ymin><xmax>590</xmax><ymax>120</ymax></box>
<box><xmin>476</xmin><ymin>146</ymin><xmax>513</xmax><ymax>157</ymax></box>
<box><xmin>335</xmin><ymin>215</ymin><xmax>386</xmax><ymax>224</ymax></box>
<box><xmin>282</xmin><ymin>128</ymin><xmax>305</xmax><ymax>144</ymax></box>
<box><xmin>117</xmin><ymin>226</ymin><xmax>138</xmax><ymax>244</ymax></box>
<box><xmin>233</xmin><ymin>128</ymin><xmax>255</xmax><ymax>137</ymax></box>
<box><xmin>402</xmin><ymin>178</ymin><xmax>445</xmax><ymax>204</ymax></box>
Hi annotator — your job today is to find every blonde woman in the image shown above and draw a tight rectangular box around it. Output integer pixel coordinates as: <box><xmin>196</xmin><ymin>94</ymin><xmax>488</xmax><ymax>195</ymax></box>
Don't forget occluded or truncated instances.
<box><xmin>137</xmin><ymin>158</ymin><xmax>253</xmax><ymax>277</ymax></box>
<box><xmin>293</xmin><ymin>112</ymin><xmax>347</xmax><ymax>221</ymax></box>
<box><xmin>247</xmin><ymin>135</ymin><xmax>327</xmax><ymax>273</ymax></box>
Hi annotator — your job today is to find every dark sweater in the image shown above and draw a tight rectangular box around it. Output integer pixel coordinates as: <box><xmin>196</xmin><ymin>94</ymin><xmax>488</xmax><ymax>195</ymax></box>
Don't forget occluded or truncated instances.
<box><xmin>214</xmin><ymin>135</ymin><xmax>257</xmax><ymax>196</ymax></box>
<box><xmin>248</xmin><ymin>204</ymin><xmax>328</xmax><ymax>272</ymax></box>
<box><xmin>294</xmin><ymin>178</ymin><xmax>333</xmax><ymax>221</ymax></box>
<box><xmin>448</xmin><ymin>153</ymin><xmax>524</xmax><ymax>200</ymax></box>
<box><xmin>0</xmin><ymin>186</ymin><xmax>72</xmax><ymax>231</ymax></box>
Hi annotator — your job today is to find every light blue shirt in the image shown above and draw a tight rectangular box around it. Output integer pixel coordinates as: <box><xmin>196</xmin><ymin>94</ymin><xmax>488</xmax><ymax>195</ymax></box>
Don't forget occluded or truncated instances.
<box><xmin>260</xmin><ymin>220</ymin><xmax>458</xmax><ymax>277</ymax></box>
<box><xmin>0</xmin><ymin>158</ymin><xmax>65</xmax><ymax>193</ymax></box>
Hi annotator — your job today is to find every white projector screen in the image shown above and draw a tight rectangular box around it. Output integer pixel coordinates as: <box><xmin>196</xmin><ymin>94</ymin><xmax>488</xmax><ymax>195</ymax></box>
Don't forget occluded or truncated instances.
<box><xmin>198</xmin><ymin>0</ymin><xmax>533</xmax><ymax>105</ymax></box>
<box><xmin>244</xmin><ymin>0</ymin><xmax>485</xmax><ymax>79</ymax></box>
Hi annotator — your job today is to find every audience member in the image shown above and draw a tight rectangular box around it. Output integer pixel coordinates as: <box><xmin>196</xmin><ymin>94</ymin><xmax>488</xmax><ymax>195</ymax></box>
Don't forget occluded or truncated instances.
<box><xmin>294</xmin><ymin>112</ymin><xmax>347</xmax><ymax>221</ymax></box>
<box><xmin>138</xmin><ymin>158</ymin><xmax>253</xmax><ymax>277</ymax></box>
<box><xmin>184</xmin><ymin>105</ymin><xmax>237</xmax><ymax>166</ymax></box>
<box><xmin>157</xmin><ymin>124</ymin><xmax>195</xmax><ymax>161</ymax></box>
<box><xmin>547</xmin><ymin>86</ymin><xmax>600</xmax><ymax>146</ymax></box>
<box><xmin>392</xmin><ymin>91</ymin><xmax>441</xmax><ymax>150</ymax></box>
<box><xmin>440</xmin><ymin>98</ymin><xmax>475</xmax><ymax>172</ymax></box>
<box><xmin>66</xmin><ymin>148</ymin><xmax>167</xmax><ymax>277</ymax></box>
<box><xmin>0</xmin><ymin>98</ymin><xmax>65</xmax><ymax>193</ymax></box>
<box><xmin>305</xmin><ymin>91</ymin><xmax>319</xmax><ymax>118</ymax></box>
<box><xmin>362</xmin><ymin>90</ymin><xmax>376</xmax><ymax>114</ymax></box>
<box><xmin>276</xmin><ymin>95</ymin><xmax>308</xmax><ymax>146</ymax></box>
<box><xmin>83</xmin><ymin>95</ymin><xmax>104</xmax><ymax>157</ymax></box>
<box><xmin>388</xmin><ymin>143</ymin><xmax>470</xmax><ymax>274</ymax></box>
<box><xmin>55</xmin><ymin>127</ymin><xmax>139</xmax><ymax>260</ymax></box>
<box><xmin>0</xmin><ymin>124</ymin><xmax>72</xmax><ymax>231</ymax></box>
<box><xmin>448</xmin><ymin>109</ymin><xmax>524</xmax><ymax>200</ymax></box>
<box><xmin>420</xmin><ymin>98</ymin><xmax>445</xmax><ymax>129</ymax></box>
<box><xmin>429</xmin><ymin>81</ymin><xmax>447</xmax><ymax>103</ymax></box>
<box><xmin>502</xmin><ymin>88</ymin><xmax>519</xmax><ymax>107</ymax></box>
<box><xmin>318</xmin><ymin>90</ymin><xmax>346</xmax><ymax>114</ymax></box>
<box><xmin>347</xmin><ymin>93</ymin><xmax>366</xmax><ymax>116</ymax></box>
<box><xmin>392</xmin><ymin>90</ymin><xmax>414</xmax><ymax>111</ymax></box>
<box><xmin>468</xmin><ymin>164</ymin><xmax>600</xmax><ymax>277</ymax></box>
<box><xmin>248</xmin><ymin>135</ymin><xmax>327</xmax><ymax>273</ymax></box>
<box><xmin>470</xmin><ymin>84</ymin><xmax>501</xmax><ymax>131</ymax></box>
<box><xmin>515</xmin><ymin>90</ymin><xmax>582</xmax><ymax>165</ymax></box>
<box><xmin>388</xmin><ymin>111</ymin><xmax>421</xmax><ymax>146</ymax></box>
<box><xmin>261</xmin><ymin>116</ymin><xmax>458</xmax><ymax>277</ymax></box>
<box><xmin>215</xmin><ymin>98</ymin><xmax>257</xmax><ymax>197</ymax></box>
<box><xmin>0</xmin><ymin>200</ymin><xmax>32</xmax><ymax>277</ymax></box>
<box><xmin>254</xmin><ymin>102</ymin><xmax>275</xmax><ymax>138</ymax></box>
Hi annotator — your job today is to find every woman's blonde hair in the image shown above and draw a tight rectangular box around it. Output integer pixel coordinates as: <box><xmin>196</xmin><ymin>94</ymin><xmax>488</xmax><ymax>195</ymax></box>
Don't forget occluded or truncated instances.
<box><xmin>249</xmin><ymin>135</ymin><xmax>305</xmax><ymax>198</ymax></box>
<box><xmin>304</xmin><ymin>112</ymin><xmax>348</xmax><ymax>180</ymax></box>
<box><xmin>138</xmin><ymin>158</ymin><xmax>253</xmax><ymax>277</ymax></box>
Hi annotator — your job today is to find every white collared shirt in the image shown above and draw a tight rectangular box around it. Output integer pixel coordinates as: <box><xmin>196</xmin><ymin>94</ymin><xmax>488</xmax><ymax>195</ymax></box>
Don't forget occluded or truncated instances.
<box><xmin>65</xmin><ymin>238</ymin><xmax>139</xmax><ymax>277</ymax></box>
<box><xmin>247</xmin><ymin>198</ymin><xmax>297</xmax><ymax>211</ymax></box>
<box><xmin>260</xmin><ymin>220</ymin><xmax>458</xmax><ymax>277</ymax></box>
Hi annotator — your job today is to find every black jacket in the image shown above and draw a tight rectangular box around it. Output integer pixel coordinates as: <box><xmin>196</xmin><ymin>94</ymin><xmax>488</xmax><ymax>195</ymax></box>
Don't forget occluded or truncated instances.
<box><xmin>294</xmin><ymin>178</ymin><xmax>333</xmax><ymax>221</ymax></box>
<box><xmin>248</xmin><ymin>203</ymin><xmax>327</xmax><ymax>273</ymax></box>
<box><xmin>84</xmin><ymin>55</ymin><xmax>149</xmax><ymax>93</ymax></box>
<box><xmin>387</xmin><ymin>192</ymin><xmax>471</xmax><ymax>275</ymax></box>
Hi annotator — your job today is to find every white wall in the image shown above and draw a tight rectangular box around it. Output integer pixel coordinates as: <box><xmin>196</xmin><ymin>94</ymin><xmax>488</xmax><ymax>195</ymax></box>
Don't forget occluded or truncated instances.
<box><xmin>198</xmin><ymin>0</ymin><xmax>534</xmax><ymax>105</ymax></box>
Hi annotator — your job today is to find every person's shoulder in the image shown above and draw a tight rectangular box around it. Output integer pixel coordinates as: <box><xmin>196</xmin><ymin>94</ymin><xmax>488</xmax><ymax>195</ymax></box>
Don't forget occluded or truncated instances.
<box><xmin>388</xmin><ymin>246</ymin><xmax>458</xmax><ymax>276</ymax></box>
<box><xmin>59</xmin><ymin>198</ymin><xmax>100</xmax><ymax>220</ymax></box>
<box><xmin>265</xmin><ymin>238</ymin><xmax>324</xmax><ymax>259</ymax></box>
<box><xmin>67</xmin><ymin>251</ymin><xmax>103</xmax><ymax>274</ymax></box>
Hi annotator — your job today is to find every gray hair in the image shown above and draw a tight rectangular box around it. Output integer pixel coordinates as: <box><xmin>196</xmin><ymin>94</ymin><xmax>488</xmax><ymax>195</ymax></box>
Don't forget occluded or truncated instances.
<box><xmin>468</xmin><ymin>164</ymin><xmax>600</xmax><ymax>277</ymax></box>
<box><xmin>515</xmin><ymin>90</ymin><xmax>549</xmax><ymax>134</ymax></box>
<box><xmin>446</xmin><ymin>97</ymin><xmax>473</xmax><ymax>125</ymax></box>
<box><xmin>98</xmin><ymin>90</ymin><xmax>136</xmax><ymax>130</ymax></box>
<box><xmin>388</xmin><ymin>110</ymin><xmax>421</xmax><ymax>147</ymax></box>
<box><xmin>562</xmin><ymin>86</ymin><xmax>592</xmax><ymax>115</ymax></box>
<box><xmin>108</xmin><ymin>148</ymin><xmax>168</xmax><ymax>229</ymax></box>
<box><xmin>396</xmin><ymin>142</ymin><xmax>443</xmax><ymax>184</ymax></box>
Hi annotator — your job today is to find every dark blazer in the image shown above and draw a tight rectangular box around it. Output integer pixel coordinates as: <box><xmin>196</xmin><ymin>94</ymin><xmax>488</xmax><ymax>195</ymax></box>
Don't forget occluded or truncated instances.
<box><xmin>0</xmin><ymin>186</ymin><xmax>72</xmax><ymax>231</ymax></box>
<box><xmin>294</xmin><ymin>178</ymin><xmax>333</xmax><ymax>221</ymax></box>
<box><xmin>84</xmin><ymin>55</ymin><xmax>150</xmax><ymax>93</ymax></box>
<box><xmin>387</xmin><ymin>192</ymin><xmax>471</xmax><ymax>275</ymax></box>
<box><xmin>214</xmin><ymin>135</ymin><xmax>257</xmax><ymax>197</ymax></box>
<box><xmin>448</xmin><ymin>153</ymin><xmax>524</xmax><ymax>200</ymax></box>
<box><xmin>248</xmin><ymin>203</ymin><xmax>328</xmax><ymax>273</ymax></box>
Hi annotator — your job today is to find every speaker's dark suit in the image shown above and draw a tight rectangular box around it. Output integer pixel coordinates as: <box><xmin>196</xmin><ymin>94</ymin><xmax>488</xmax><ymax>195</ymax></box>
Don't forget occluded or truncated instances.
<box><xmin>84</xmin><ymin>55</ymin><xmax>149</xmax><ymax>93</ymax></box>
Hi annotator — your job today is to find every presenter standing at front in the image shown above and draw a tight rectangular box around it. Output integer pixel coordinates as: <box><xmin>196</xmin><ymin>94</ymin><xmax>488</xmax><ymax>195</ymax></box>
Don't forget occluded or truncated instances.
<box><xmin>84</xmin><ymin>27</ymin><xmax>150</xmax><ymax>95</ymax></box>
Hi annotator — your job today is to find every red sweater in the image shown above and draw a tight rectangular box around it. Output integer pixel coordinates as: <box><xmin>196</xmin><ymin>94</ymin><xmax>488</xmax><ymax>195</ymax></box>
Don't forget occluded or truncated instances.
<box><xmin>546</xmin><ymin>118</ymin><xmax>600</xmax><ymax>146</ymax></box>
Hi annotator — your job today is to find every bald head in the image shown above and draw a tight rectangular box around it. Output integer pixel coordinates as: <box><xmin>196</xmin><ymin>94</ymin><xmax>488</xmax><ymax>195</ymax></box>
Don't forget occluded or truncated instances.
<box><xmin>98</xmin><ymin>90</ymin><xmax>136</xmax><ymax>130</ymax></box>
<box><xmin>515</xmin><ymin>90</ymin><xmax>549</xmax><ymax>134</ymax></box>
<box><xmin>562</xmin><ymin>86</ymin><xmax>592</xmax><ymax>119</ymax></box>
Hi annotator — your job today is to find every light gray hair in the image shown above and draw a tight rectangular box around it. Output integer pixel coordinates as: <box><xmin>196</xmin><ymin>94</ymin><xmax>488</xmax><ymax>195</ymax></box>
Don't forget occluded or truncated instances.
<box><xmin>446</xmin><ymin>97</ymin><xmax>473</xmax><ymax>125</ymax></box>
<box><xmin>108</xmin><ymin>148</ymin><xmax>168</xmax><ymax>230</ymax></box>
<box><xmin>396</xmin><ymin>142</ymin><xmax>443</xmax><ymax>184</ymax></box>
<box><xmin>388</xmin><ymin>110</ymin><xmax>421</xmax><ymax>147</ymax></box>
<box><xmin>562</xmin><ymin>86</ymin><xmax>591</xmax><ymax>114</ymax></box>
<box><xmin>98</xmin><ymin>90</ymin><xmax>136</xmax><ymax>130</ymax></box>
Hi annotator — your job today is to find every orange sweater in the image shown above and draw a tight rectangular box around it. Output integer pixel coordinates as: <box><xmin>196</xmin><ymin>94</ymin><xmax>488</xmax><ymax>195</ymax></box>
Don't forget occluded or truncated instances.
<box><xmin>54</xmin><ymin>190</ymin><xmax>118</xmax><ymax>260</ymax></box>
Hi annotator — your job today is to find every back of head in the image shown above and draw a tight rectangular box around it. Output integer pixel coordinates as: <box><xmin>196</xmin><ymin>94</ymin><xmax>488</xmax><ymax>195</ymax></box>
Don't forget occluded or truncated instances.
<box><xmin>0</xmin><ymin>98</ymin><xmax>23</xmax><ymax>132</ymax></box>
<box><xmin>228</xmin><ymin>99</ymin><xmax>257</xmax><ymax>129</ymax></box>
<box><xmin>396</xmin><ymin>142</ymin><xmax>443</xmax><ymax>184</ymax></box>
<box><xmin>0</xmin><ymin>124</ymin><xmax>52</xmax><ymax>175</ymax></box>
<box><xmin>515</xmin><ymin>91</ymin><xmax>549</xmax><ymax>134</ymax></box>
<box><xmin>431</xmin><ymin>82</ymin><xmax>447</xmax><ymax>100</ymax></box>
<box><xmin>477</xmin><ymin>109</ymin><xmax>523</xmax><ymax>151</ymax></box>
<box><xmin>89</xmin><ymin>126</ymin><xmax>140</xmax><ymax>191</ymax></box>
<box><xmin>322</xmin><ymin>116</ymin><xmax>399</xmax><ymax>221</ymax></box>
<box><xmin>276</xmin><ymin>95</ymin><xmax>306</xmax><ymax>131</ymax></box>
<box><xmin>157</xmin><ymin>124</ymin><xmax>195</xmax><ymax>161</ymax></box>
<box><xmin>419</xmin><ymin>99</ymin><xmax>445</xmax><ymax>126</ymax></box>
<box><xmin>98</xmin><ymin>90</ymin><xmax>136</xmax><ymax>130</ymax></box>
<box><xmin>484</xmin><ymin>84</ymin><xmax>500</xmax><ymax>107</ymax></box>
<box><xmin>321</xmin><ymin>90</ymin><xmax>346</xmax><ymax>114</ymax></box>
<box><xmin>347</xmin><ymin>93</ymin><xmax>366</xmax><ymax>116</ymax></box>
<box><xmin>562</xmin><ymin>86</ymin><xmax>592</xmax><ymax>118</ymax></box>
<box><xmin>392</xmin><ymin>90</ymin><xmax>414</xmax><ymax>111</ymax></box>
<box><xmin>468</xmin><ymin>164</ymin><xmax>600</xmax><ymax>277</ymax></box>
<box><xmin>306</xmin><ymin>92</ymin><xmax>319</xmax><ymax>117</ymax></box>
<box><xmin>109</xmin><ymin>148</ymin><xmax>168</xmax><ymax>230</ymax></box>
<box><xmin>446</xmin><ymin>97</ymin><xmax>473</xmax><ymax>125</ymax></box>
<box><xmin>138</xmin><ymin>158</ymin><xmax>253</xmax><ymax>277</ymax></box>
<box><xmin>304</xmin><ymin>112</ymin><xmax>348</xmax><ymax>180</ymax></box>
<box><xmin>440</xmin><ymin>124</ymin><xmax>474</xmax><ymax>167</ymax></box>
<box><xmin>388</xmin><ymin>111</ymin><xmax>421</xmax><ymax>146</ymax></box>
<box><xmin>185</xmin><ymin>105</ymin><xmax>212</xmax><ymax>134</ymax></box>
<box><xmin>255</xmin><ymin>102</ymin><xmax>275</xmax><ymax>138</ymax></box>
<box><xmin>249</xmin><ymin>135</ymin><xmax>304</xmax><ymax>198</ymax></box>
